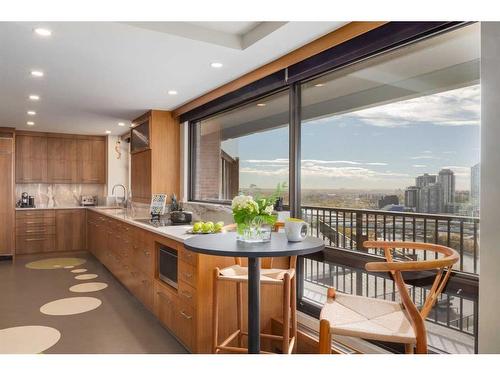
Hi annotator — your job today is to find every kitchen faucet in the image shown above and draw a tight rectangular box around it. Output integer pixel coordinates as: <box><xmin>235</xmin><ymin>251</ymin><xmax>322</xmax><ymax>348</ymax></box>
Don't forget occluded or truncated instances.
<box><xmin>111</xmin><ymin>184</ymin><xmax>128</xmax><ymax>208</ymax></box>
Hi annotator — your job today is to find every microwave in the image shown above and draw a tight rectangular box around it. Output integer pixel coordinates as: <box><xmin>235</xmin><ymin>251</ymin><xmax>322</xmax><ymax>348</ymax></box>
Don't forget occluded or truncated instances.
<box><xmin>158</xmin><ymin>245</ymin><xmax>178</xmax><ymax>289</ymax></box>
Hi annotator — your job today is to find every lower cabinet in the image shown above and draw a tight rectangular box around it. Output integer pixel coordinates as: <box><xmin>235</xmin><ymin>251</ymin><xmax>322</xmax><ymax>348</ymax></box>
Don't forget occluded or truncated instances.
<box><xmin>56</xmin><ymin>209</ymin><xmax>86</xmax><ymax>251</ymax></box>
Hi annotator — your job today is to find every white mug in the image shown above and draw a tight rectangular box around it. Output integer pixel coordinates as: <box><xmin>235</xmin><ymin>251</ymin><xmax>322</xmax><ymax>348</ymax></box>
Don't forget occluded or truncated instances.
<box><xmin>285</xmin><ymin>219</ymin><xmax>308</xmax><ymax>242</ymax></box>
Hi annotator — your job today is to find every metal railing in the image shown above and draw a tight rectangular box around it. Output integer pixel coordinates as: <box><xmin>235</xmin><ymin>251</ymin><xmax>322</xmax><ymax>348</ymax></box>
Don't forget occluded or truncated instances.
<box><xmin>299</xmin><ymin>205</ymin><xmax>480</xmax><ymax>352</ymax></box>
<box><xmin>301</xmin><ymin>205</ymin><xmax>480</xmax><ymax>274</ymax></box>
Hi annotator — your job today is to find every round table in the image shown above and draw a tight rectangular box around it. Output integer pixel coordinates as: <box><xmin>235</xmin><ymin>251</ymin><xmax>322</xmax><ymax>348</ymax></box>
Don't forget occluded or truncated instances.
<box><xmin>184</xmin><ymin>232</ymin><xmax>325</xmax><ymax>354</ymax></box>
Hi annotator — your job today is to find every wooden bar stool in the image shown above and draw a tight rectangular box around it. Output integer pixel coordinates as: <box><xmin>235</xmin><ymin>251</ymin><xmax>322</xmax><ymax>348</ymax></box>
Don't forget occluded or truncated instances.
<box><xmin>212</xmin><ymin>256</ymin><xmax>297</xmax><ymax>354</ymax></box>
<box><xmin>318</xmin><ymin>241</ymin><xmax>459</xmax><ymax>354</ymax></box>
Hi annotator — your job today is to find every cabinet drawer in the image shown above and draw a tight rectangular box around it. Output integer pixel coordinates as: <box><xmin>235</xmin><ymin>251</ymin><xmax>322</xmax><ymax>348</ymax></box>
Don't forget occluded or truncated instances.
<box><xmin>179</xmin><ymin>246</ymin><xmax>197</xmax><ymax>266</ymax></box>
<box><xmin>179</xmin><ymin>260</ymin><xmax>197</xmax><ymax>288</ymax></box>
<box><xmin>156</xmin><ymin>284</ymin><xmax>177</xmax><ymax>329</ymax></box>
<box><xmin>16</xmin><ymin>210</ymin><xmax>55</xmax><ymax>219</ymax></box>
<box><xmin>176</xmin><ymin>300</ymin><xmax>196</xmax><ymax>350</ymax></box>
<box><xmin>16</xmin><ymin>216</ymin><xmax>55</xmax><ymax>227</ymax></box>
<box><xmin>16</xmin><ymin>225</ymin><xmax>55</xmax><ymax>236</ymax></box>
<box><xmin>178</xmin><ymin>281</ymin><xmax>197</xmax><ymax>307</ymax></box>
<box><xmin>16</xmin><ymin>235</ymin><xmax>55</xmax><ymax>254</ymax></box>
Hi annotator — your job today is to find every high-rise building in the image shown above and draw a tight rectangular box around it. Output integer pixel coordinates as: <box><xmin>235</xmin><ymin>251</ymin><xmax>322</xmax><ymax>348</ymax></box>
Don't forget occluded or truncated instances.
<box><xmin>378</xmin><ymin>195</ymin><xmax>399</xmax><ymax>209</ymax></box>
<box><xmin>471</xmin><ymin>163</ymin><xmax>480</xmax><ymax>215</ymax></box>
<box><xmin>416</xmin><ymin>173</ymin><xmax>437</xmax><ymax>188</ymax></box>
<box><xmin>404</xmin><ymin>186</ymin><xmax>420</xmax><ymax>211</ymax></box>
<box><xmin>438</xmin><ymin>168</ymin><xmax>456</xmax><ymax>213</ymax></box>
<box><xmin>419</xmin><ymin>183</ymin><xmax>443</xmax><ymax>214</ymax></box>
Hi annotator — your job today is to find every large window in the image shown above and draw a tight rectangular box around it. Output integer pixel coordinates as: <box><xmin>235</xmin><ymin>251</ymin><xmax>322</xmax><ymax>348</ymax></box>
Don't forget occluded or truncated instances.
<box><xmin>188</xmin><ymin>22</ymin><xmax>481</xmax><ymax>354</ymax></box>
<box><xmin>190</xmin><ymin>90</ymin><xmax>289</xmax><ymax>202</ymax></box>
<box><xmin>299</xmin><ymin>23</ymin><xmax>480</xmax><ymax>354</ymax></box>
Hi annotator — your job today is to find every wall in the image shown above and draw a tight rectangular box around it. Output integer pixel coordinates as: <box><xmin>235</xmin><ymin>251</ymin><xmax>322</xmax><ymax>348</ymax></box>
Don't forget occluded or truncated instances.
<box><xmin>106</xmin><ymin>135</ymin><xmax>129</xmax><ymax>198</ymax></box>
<box><xmin>478</xmin><ymin>21</ymin><xmax>500</xmax><ymax>353</ymax></box>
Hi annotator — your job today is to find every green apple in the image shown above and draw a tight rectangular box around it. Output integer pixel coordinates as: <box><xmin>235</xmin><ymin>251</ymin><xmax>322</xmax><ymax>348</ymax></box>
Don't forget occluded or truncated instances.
<box><xmin>214</xmin><ymin>221</ymin><xmax>224</xmax><ymax>232</ymax></box>
<box><xmin>193</xmin><ymin>221</ymin><xmax>203</xmax><ymax>233</ymax></box>
<box><xmin>202</xmin><ymin>221</ymin><xmax>214</xmax><ymax>233</ymax></box>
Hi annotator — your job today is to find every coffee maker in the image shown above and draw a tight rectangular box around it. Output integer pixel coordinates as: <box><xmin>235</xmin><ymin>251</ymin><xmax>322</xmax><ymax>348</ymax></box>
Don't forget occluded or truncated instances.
<box><xmin>18</xmin><ymin>192</ymin><xmax>35</xmax><ymax>208</ymax></box>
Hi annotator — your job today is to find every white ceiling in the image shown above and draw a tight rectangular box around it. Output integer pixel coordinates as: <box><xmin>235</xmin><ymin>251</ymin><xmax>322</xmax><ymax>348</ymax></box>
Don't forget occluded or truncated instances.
<box><xmin>0</xmin><ymin>21</ymin><xmax>346</xmax><ymax>135</ymax></box>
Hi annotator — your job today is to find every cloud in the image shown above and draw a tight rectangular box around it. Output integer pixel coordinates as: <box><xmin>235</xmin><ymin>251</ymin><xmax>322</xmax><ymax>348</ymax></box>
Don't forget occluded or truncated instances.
<box><xmin>340</xmin><ymin>84</ymin><xmax>480</xmax><ymax>128</ymax></box>
<box><xmin>241</xmin><ymin>159</ymin><xmax>405</xmax><ymax>180</ymax></box>
<box><xmin>243</xmin><ymin>159</ymin><xmax>388</xmax><ymax>167</ymax></box>
<box><xmin>410</xmin><ymin>155</ymin><xmax>440</xmax><ymax>160</ymax></box>
<box><xmin>412</xmin><ymin>164</ymin><xmax>427</xmax><ymax>168</ymax></box>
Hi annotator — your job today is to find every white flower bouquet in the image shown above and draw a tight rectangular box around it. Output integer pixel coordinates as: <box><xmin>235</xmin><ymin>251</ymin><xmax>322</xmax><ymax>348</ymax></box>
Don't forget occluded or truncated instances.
<box><xmin>231</xmin><ymin>183</ymin><xmax>286</xmax><ymax>242</ymax></box>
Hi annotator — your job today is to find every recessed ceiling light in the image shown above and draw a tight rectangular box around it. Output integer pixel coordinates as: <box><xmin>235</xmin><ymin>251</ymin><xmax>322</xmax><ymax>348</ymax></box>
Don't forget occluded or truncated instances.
<box><xmin>27</xmin><ymin>111</ymin><xmax>36</xmax><ymax>116</ymax></box>
<box><xmin>105</xmin><ymin>130</ymin><xmax>111</xmax><ymax>134</ymax></box>
<box><xmin>29</xmin><ymin>95</ymin><xmax>40</xmax><ymax>101</ymax></box>
<box><xmin>118</xmin><ymin>122</ymin><xmax>125</xmax><ymax>127</ymax></box>
<box><xmin>256</xmin><ymin>103</ymin><xmax>266</xmax><ymax>107</ymax></box>
<box><xmin>314</xmin><ymin>83</ymin><xmax>326</xmax><ymax>87</ymax></box>
<box><xmin>210</xmin><ymin>62</ymin><xmax>223</xmax><ymax>68</ymax></box>
<box><xmin>34</xmin><ymin>28</ymin><xmax>52</xmax><ymax>37</ymax></box>
<box><xmin>31</xmin><ymin>70</ymin><xmax>44</xmax><ymax>77</ymax></box>
<box><xmin>27</xmin><ymin>121</ymin><xmax>35</xmax><ymax>126</ymax></box>
<box><xmin>168</xmin><ymin>90</ymin><xmax>178</xmax><ymax>95</ymax></box>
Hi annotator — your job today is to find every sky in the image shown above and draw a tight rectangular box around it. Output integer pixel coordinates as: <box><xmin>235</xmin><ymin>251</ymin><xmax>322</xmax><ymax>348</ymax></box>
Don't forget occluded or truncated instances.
<box><xmin>224</xmin><ymin>84</ymin><xmax>481</xmax><ymax>191</ymax></box>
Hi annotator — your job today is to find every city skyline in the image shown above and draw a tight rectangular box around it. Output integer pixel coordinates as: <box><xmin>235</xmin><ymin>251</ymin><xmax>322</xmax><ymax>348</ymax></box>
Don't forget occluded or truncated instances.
<box><xmin>234</xmin><ymin>84</ymin><xmax>480</xmax><ymax>191</ymax></box>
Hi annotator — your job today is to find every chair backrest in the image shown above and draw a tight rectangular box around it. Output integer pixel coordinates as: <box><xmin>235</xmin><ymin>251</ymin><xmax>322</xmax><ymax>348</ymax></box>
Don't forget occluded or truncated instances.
<box><xmin>233</xmin><ymin>256</ymin><xmax>297</xmax><ymax>270</ymax></box>
<box><xmin>363</xmin><ymin>241</ymin><xmax>459</xmax><ymax>319</ymax></box>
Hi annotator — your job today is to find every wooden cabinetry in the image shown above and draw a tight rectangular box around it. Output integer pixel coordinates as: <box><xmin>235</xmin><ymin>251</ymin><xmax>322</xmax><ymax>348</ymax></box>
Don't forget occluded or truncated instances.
<box><xmin>47</xmin><ymin>137</ymin><xmax>78</xmax><ymax>183</ymax></box>
<box><xmin>131</xmin><ymin>150</ymin><xmax>152</xmax><ymax>202</ymax></box>
<box><xmin>77</xmin><ymin>138</ymin><xmax>106</xmax><ymax>183</ymax></box>
<box><xmin>56</xmin><ymin>209</ymin><xmax>86</xmax><ymax>251</ymax></box>
<box><xmin>15</xmin><ymin>133</ymin><xmax>48</xmax><ymax>183</ymax></box>
<box><xmin>0</xmin><ymin>129</ymin><xmax>15</xmax><ymax>256</ymax></box>
<box><xmin>15</xmin><ymin>131</ymin><xmax>106</xmax><ymax>184</ymax></box>
<box><xmin>130</xmin><ymin>110</ymin><xmax>179</xmax><ymax>203</ymax></box>
<box><xmin>15</xmin><ymin>210</ymin><xmax>56</xmax><ymax>254</ymax></box>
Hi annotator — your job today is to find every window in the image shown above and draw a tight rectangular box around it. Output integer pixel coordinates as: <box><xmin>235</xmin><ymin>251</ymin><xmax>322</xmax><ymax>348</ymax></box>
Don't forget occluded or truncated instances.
<box><xmin>299</xmin><ymin>23</ymin><xmax>480</xmax><ymax>354</ymax></box>
<box><xmin>190</xmin><ymin>90</ymin><xmax>289</xmax><ymax>203</ymax></box>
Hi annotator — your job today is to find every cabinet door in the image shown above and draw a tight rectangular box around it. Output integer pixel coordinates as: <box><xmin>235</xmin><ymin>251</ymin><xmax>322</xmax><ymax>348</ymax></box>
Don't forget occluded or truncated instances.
<box><xmin>77</xmin><ymin>139</ymin><xmax>105</xmax><ymax>183</ymax></box>
<box><xmin>15</xmin><ymin>134</ymin><xmax>48</xmax><ymax>183</ymax></box>
<box><xmin>0</xmin><ymin>138</ymin><xmax>14</xmax><ymax>255</ymax></box>
<box><xmin>48</xmin><ymin>138</ymin><xmax>78</xmax><ymax>183</ymax></box>
<box><xmin>131</xmin><ymin>150</ymin><xmax>151</xmax><ymax>202</ymax></box>
<box><xmin>55</xmin><ymin>209</ymin><xmax>86</xmax><ymax>251</ymax></box>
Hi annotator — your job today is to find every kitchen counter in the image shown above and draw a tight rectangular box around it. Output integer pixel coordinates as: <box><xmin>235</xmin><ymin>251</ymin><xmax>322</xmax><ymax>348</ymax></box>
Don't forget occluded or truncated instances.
<box><xmin>87</xmin><ymin>207</ymin><xmax>194</xmax><ymax>243</ymax></box>
<box><xmin>15</xmin><ymin>206</ymin><xmax>89</xmax><ymax>210</ymax></box>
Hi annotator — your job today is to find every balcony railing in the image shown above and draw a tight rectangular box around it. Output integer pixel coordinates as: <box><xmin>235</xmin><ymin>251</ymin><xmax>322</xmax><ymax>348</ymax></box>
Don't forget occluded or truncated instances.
<box><xmin>299</xmin><ymin>205</ymin><xmax>479</xmax><ymax>353</ymax></box>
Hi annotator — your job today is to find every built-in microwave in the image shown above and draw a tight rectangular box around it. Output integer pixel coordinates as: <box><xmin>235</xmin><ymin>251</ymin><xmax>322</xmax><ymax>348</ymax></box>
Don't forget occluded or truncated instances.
<box><xmin>158</xmin><ymin>245</ymin><xmax>178</xmax><ymax>289</ymax></box>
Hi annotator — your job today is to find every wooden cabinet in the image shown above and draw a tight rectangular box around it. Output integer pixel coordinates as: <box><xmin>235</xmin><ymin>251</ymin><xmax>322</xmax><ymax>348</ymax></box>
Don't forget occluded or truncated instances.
<box><xmin>47</xmin><ymin>137</ymin><xmax>78</xmax><ymax>183</ymax></box>
<box><xmin>77</xmin><ymin>139</ymin><xmax>106</xmax><ymax>183</ymax></box>
<box><xmin>56</xmin><ymin>209</ymin><xmax>86</xmax><ymax>251</ymax></box>
<box><xmin>131</xmin><ymin>150</ymin><xmax>151</xmax><ymax>202</ymax></box>
<box><xmin>0</xmin><ymin>130</ymin><xmax>15</xmax><ymax>255</ymax></box>
<box><xmin>15</xmin><ymin>133</ymin><xmax>48</xmax><ymax>183</ymax></box>
<box><xmin>15</xmin><ymin>131</ymin><xmax>106</xmax><ymax>184</ymax></box>
<box><xmin>130</xmin><ymin>110</ymin><xmax>179</xmax><ymax>203</ymax></box>
<box><xmin>15</xmin><ymin>210</ymin><xmax>56</xmax><ymax>254</ymax></box>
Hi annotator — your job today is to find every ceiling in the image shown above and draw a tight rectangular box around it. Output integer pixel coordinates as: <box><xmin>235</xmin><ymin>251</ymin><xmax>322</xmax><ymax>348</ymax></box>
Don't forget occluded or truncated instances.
<box><xmin>0</xmin><ymin>21</ymin><xmax>346</xmax><ymax>135</ymax></box>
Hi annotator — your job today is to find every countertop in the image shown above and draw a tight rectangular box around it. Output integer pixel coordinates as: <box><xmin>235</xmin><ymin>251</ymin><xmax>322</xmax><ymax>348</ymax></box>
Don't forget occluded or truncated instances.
<box><xmin>15</xmin><ymin>206</ymin><xmax>90</xmax><ymax>210</ymax></box>
<box><xmin>87</xmin><ymin>207</ymin><xmax>194</xmax><ymax>243</ymax></box>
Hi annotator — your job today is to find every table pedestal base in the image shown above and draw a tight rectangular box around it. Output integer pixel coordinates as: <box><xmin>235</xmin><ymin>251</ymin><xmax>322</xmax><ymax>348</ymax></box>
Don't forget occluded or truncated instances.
<box><xmin>248</xmin><ymin>257</ymin><xmax>260</xmax><ymax>354</ymax></box>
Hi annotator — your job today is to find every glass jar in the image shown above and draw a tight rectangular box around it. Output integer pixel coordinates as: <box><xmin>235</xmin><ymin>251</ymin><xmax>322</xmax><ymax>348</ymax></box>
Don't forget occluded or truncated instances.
<box><xmin>236</xmin><ymin>221</ymin><xmax>272</xmax><ymax>243</ymax></box>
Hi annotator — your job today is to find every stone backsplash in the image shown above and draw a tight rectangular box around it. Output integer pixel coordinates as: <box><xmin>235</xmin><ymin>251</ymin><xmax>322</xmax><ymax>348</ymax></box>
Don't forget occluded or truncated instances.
<box><xmin>16</xmin><ymin>183</ymin><xmax>105</xmax><ymax>208</ymax></box>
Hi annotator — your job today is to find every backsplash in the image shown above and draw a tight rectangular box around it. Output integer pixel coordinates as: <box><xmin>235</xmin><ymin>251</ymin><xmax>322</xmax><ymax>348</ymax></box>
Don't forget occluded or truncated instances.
<box><xmin>181</xmin><ymin>201</ymin><xmax>233</xmax><ymax>223</ymax></box>
<box><xmin>16</xmin><ymin>184</ymin><xmax>105</xmax><ymax>208</ymax></box>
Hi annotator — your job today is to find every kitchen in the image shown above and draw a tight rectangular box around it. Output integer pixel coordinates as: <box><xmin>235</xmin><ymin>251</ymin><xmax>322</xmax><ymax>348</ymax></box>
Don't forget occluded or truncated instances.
<box><xmin>2</xmin><ymin>8</ymin><xmax>500</xmax><ymax>370</ymax></box>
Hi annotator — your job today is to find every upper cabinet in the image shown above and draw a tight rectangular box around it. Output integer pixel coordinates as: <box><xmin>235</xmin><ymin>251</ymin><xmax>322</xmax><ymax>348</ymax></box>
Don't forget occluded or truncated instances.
<box><xmin>16</xmin><ymin>132</ymin><xmax>106</xmax><ymax>184</ymax></box>
<box><xmin>47</xmin><ymin>137</ymin><xmax>78</xmax><ymax>183</ymax></box>
<box><xmin>130</xmin><ymin>110</ymin><xmax>179</xmax><ymax>203</ymax></box>
<box><xmin>15</xmin><ymin>134</ymin><xmax>48</xmax><ymax>183</ymax></box>
<box><xmin>77</xmin><ymin>138</ymin><xmax>106</xmax><ymax>184</ymax></box>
